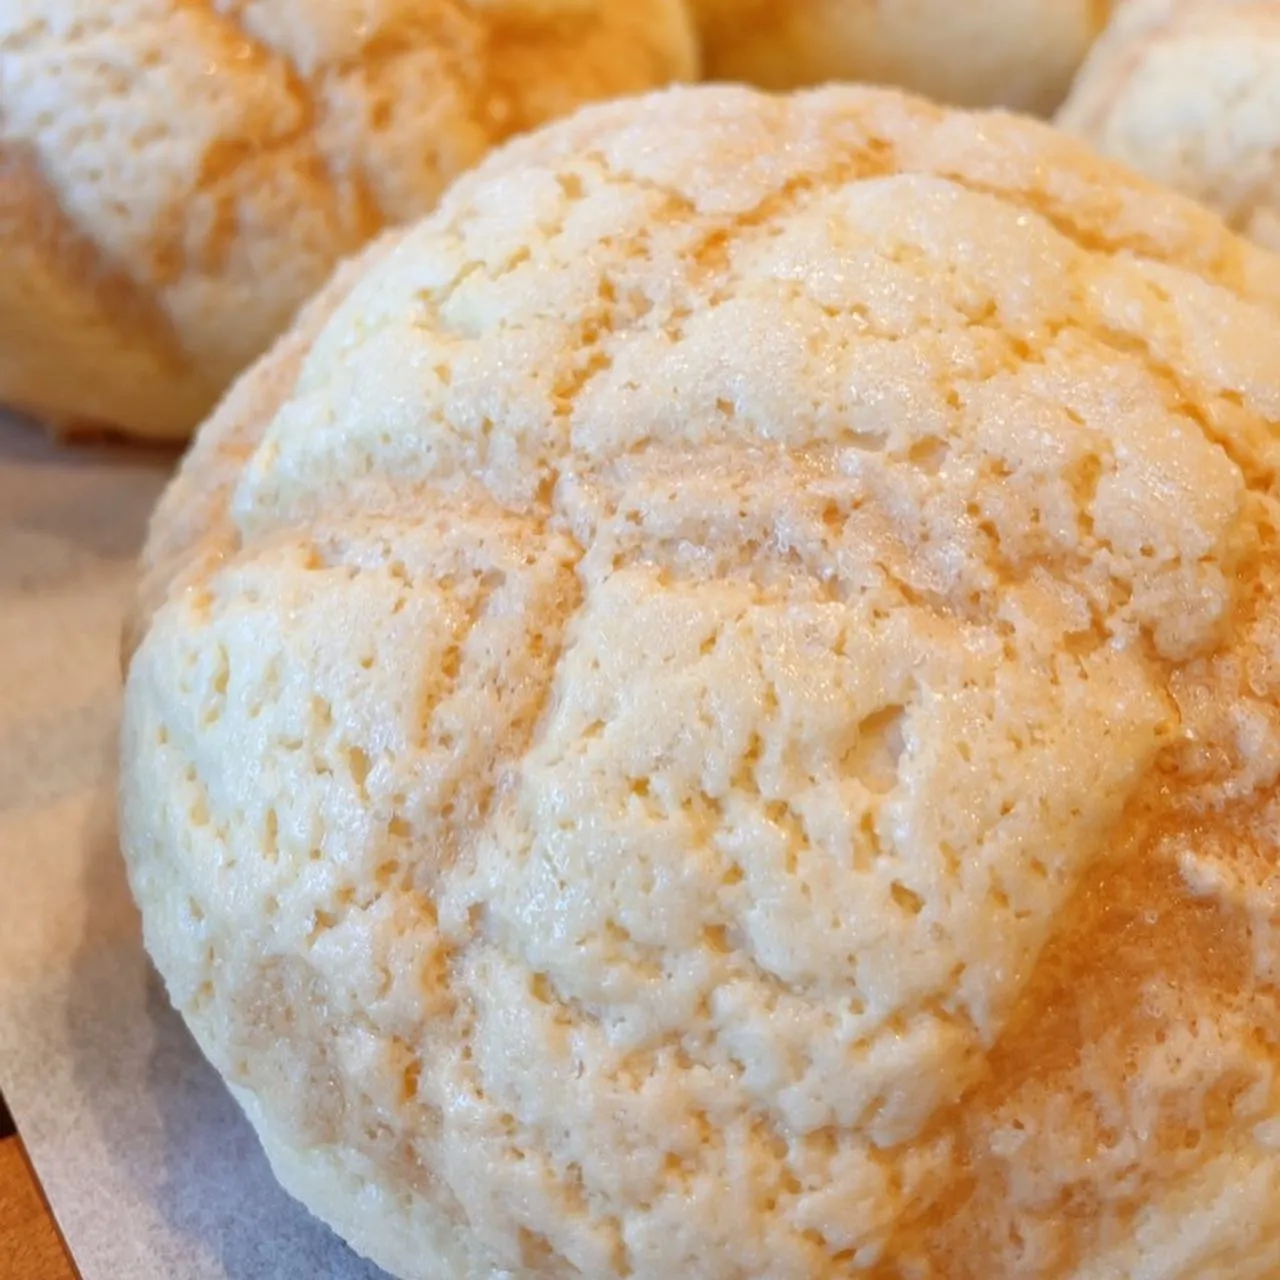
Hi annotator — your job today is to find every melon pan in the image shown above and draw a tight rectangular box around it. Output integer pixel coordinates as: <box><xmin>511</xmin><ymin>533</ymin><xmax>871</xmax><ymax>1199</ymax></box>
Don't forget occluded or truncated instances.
<box><xmin>121</xmin><ymin>83</ymin><xmax>1280</xmax><ymax>1279</ymax></box>
<box><xmin>0</xmin><ymin>0</ymin><xmax>697</xmax><ymax>440</ymax></box>
<box><xmin>688</xmin><ymin>0</ymin><xmax>1114</xmax><ymax>113</ymax></box>
<box><xmin>1059</xmin><ymin>0</ymin><xmax>1280</xmax><ymax>253</ymax></box>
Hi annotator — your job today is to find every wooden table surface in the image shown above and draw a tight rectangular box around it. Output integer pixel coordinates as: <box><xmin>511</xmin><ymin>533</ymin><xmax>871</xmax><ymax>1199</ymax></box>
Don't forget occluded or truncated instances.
<box><xmin>0</xmin><ymin>1095</ymin><xmax>78</xmax><ymax>1280</ymax></box>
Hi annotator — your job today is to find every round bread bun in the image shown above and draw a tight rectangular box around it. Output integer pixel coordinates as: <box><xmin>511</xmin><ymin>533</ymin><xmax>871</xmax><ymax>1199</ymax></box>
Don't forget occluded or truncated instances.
<box><xmin>689</xmin><ymin>0</ymin><xmax>1114</xmax><ymax>113</ymax></box>
<box><xmin>121</xmin><ymin>83</ymin><xmax>1280</xmax><ymax>1279</ymax></box>
<box><xmin>1058</xmin><ymin>0</ymin><xmax>1280</xmax><ymax>252</ymax></box>
<box><xmin>0</xmin><ymin>0</ymin><xmax>697</xmax><ymax>442</ymax></box>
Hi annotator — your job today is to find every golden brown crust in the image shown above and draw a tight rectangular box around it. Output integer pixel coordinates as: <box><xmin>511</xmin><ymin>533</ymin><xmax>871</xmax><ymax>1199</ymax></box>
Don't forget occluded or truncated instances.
<box><xmin>0</xmin><ymin>140</ymin><xmax>219</xmax><ymax>436</ymax></box>
<box><xmin>121</xmin><ymin>228</ymin><xmax>406</xmax><ymax>667</ymax></box>
<box><xmin>690</xmin><ymin>0</ymin><xmax>1114</xmax><ymax>113</ymax></box>
<box><xmin>1058</xmin><ymin>0</ymin><xmax>1280</xmax><ymax>253</ymax></box>
<box><xmin>121</xmin><ymin>84</ymin><xmax>1280</xmax><ymax>1278</ymax></box>
<box><xmin>0</xmin><ymin>0</ymin><xmax>696</xmax><ymax>441</ymax></box>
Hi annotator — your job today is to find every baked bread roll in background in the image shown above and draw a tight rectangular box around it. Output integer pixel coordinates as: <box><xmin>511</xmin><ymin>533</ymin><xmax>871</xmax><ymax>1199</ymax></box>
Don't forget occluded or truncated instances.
<box><xmin>1058</xmin><ymin>0</ymin><xmax>1280</xmax><ymax>252</ymax></box>
<box><xmin>690</xmin><ymin>0</ymin><xmax>1113</xmax><ymax>112</ymax></box>
<box><xmin>0</xmin><ymin>0</ymin><xmax>697</xmax><ymax>441</ymax></box>
<box><xmin>122</xmin><ymin>82</ymin><xmax>1280</xmax><ymax>1279</ymax></box>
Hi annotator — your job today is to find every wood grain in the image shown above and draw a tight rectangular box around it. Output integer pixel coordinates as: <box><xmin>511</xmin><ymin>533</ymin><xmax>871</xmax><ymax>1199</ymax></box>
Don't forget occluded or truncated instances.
<box><xmin>0</xmin><ymin>1135</ymin><xmax>78</xmax><ymax>1280</ymax></box>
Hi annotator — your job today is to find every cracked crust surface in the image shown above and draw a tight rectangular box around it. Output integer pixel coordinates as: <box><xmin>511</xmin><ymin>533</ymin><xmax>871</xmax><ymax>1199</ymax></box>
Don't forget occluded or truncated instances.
<box><xmin>122</xmin><ymin>84</ymin><xmax>1280</xmax><ymax>1279</ymax></box>
<box><xmin>689</xmin><ymin>0</ymin><xmax>1113</xmax><ymax>113</ymax></box>
<box><xmin>1058</xmin><ymin>0</ymin><xmax>1280</xmax><ymax>253</ymax></box>
<box><xmin>0</xmin><ymin>0</ymin><xmax>696</xmax><ymax>440</ymax></box>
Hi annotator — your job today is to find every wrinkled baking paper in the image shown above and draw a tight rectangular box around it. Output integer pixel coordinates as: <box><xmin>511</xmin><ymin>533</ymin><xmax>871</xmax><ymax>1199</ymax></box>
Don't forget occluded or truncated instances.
<box><xmin>0</xmin><ymin>412</ymin><xmax>386</xmax><ymax>1279</ymax></box>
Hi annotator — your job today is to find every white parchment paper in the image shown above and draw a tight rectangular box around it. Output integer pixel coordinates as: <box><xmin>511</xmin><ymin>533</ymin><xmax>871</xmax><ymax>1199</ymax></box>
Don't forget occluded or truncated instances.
<box><xmin>0</xmin><ymin>412</ymin><xmax>387</xmax><ymax>1279</ymax></box>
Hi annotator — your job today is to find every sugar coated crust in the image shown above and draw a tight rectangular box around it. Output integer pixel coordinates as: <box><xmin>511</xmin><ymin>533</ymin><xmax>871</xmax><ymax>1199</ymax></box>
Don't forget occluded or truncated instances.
<box><xmin>0</xmin><ymin>0</ymin><xmax>697</xmax><ymax>440</ymax></box>
<box><xmin>690</xmin><ymin>0</ymin><xmax>1114</xmax><ymax>113</ymax></box>
<box><xmin>122</xmin><ymin>82</ymin><xmax>1280</xmax><ymax>1279</ymax></box>
<box><xmin>1058</xmin><ymin>0</ymin><xmax>1280</xmax><ymax>253</ymax></box>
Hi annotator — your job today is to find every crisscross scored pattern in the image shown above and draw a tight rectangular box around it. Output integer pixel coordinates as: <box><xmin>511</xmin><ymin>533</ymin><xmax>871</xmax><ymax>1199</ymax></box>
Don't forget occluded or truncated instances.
<box><xmin>0</xmin><ymin>0</ymin><xmax>695</xmax><ymax>435</ymax></box>
<box><xmin>122</xmin><ymin>85</ymin><xmax>1280</xmax><ymax>1278</ymax></box>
